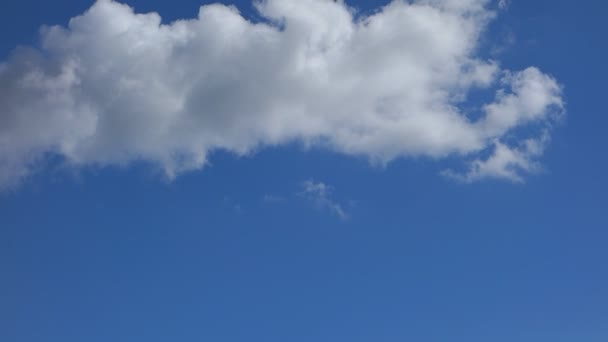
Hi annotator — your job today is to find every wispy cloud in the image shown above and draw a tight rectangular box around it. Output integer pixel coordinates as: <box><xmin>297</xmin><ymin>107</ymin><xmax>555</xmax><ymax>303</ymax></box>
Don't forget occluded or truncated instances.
<box><xmin>300</xmin><ymin>180</ymin><xmax>348</xmax><ymax>220</ymax></box>
<box><xmin>222</xmin><ymin>196</ymin><xmax>243</xmax><ymax>214</ymax></box>
<box><xmin>262</xmin><ymin>194</ymin><xmax>286</xmax><ymax>204</ymax></box>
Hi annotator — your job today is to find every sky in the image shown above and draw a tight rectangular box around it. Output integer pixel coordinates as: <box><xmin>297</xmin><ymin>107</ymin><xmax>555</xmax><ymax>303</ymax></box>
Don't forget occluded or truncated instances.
<box><xmin>1</xmin><ymin>0</ymin><xmax>607</xmax><ymax>341</ymax></box>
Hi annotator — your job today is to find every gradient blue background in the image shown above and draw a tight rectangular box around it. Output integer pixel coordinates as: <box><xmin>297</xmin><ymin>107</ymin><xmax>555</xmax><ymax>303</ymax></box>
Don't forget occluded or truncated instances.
<box><xmin>1</xmin><ymin>1</ymin><xmax>607</xmax><ymax>341</ymax></box>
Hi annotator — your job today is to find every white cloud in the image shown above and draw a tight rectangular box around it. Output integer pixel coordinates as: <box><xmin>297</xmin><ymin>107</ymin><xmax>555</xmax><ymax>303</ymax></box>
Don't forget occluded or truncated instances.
<box><xmin>300</xmin><ymin>180</ymin><xmax>348</xmax><ymax>220</ymax></box>
<box><xmin>0</xmin><ymin>0</ymin><xmax>564</xmax><ymax>189</ymax></box>
<box><xmin>443</xmin><ymin>132</ymin><xmax>551</xmax><ymax>183</ymax></box>
<box><xmin>477</xmin><ymin>68</ymin><xmax>564</xmax><ymax>138</ymax></box>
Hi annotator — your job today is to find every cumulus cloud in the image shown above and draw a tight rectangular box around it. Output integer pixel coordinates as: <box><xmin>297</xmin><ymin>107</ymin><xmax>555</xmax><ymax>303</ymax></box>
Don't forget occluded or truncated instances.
<box><xmin>300</xmin><ymin>180</ymin><xmax>348</xmax><ymax>220</ymax></box>
<box><xmin>0</xmin><ymin>0</ymin><xmax>563</xmax><ymax>188</ymax></box>
<box><xmin>443</xmin><ymin>131</ymin><xmax>552</xmax><ymax>183</ymax></box>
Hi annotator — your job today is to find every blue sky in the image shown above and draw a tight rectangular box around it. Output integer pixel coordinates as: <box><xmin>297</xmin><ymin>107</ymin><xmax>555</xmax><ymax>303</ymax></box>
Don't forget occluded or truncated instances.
<box><xmin>1</xmin><ymin>1</ymin><xmax>607</xmax><ymax>341</ymax></box>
